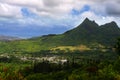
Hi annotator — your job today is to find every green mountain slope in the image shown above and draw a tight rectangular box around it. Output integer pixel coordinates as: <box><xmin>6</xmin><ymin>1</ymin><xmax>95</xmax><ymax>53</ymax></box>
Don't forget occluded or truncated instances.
<box><xmin>33</xmin><ymin>18</ymin><xmax>120</xmax><ymax>46</ymax></box>
<box><xmin>0</xmin><ymin>18</ymin><xmax>120</xmax><ymax>53</ymax></box>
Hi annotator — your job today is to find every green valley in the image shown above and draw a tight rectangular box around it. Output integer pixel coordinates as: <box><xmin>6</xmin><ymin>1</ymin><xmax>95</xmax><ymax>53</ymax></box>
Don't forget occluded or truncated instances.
<box><xmin>0</xmin><ymin>18</ymin><xmax>120</xmax><ymax>80</ymax></box>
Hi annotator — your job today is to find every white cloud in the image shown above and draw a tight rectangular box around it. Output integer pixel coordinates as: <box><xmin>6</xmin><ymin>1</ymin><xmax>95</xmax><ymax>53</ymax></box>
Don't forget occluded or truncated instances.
<box><xmin>0</xmin><ymin>0</ymin><xmax>120</xmax><ymax>17</ymax></box>
<box><xmin>0</xmin><ymin>3</ymin><xmax>22</xmax><ymax>18</ymax></box>
<box><xmin>0</xmin><ymin>0</ymin><xmax>74</xmax><ymax>18</ymax></box>
<box><xmin>0</xmin><ymin>0</ymin><xmax>119</xmax><ymax>27</ymax></box>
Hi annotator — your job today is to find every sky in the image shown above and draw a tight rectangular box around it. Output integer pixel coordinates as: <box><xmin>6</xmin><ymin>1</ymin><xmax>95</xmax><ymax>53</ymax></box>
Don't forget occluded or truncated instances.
<box><xmin>0</xmin><ymin>0</ymin><xmax>120</xmax><ymax>38</ymax></box>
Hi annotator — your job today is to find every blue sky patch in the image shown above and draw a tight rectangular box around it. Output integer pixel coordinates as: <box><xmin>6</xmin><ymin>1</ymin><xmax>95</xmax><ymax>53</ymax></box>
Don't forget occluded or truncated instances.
<box><xmin>82</xmin><ymin>5</ymin><xmax>90</xmax><ymax>12</ymax></box>
<box><xmin>21</xmin><ymin>8</ymin><xmax>37</xmax><ymax>18</ymax></box>
<box><xmin>71</xmin><ymin>5</ymin><xmax>90</xmax><ymax>16</ymax></box>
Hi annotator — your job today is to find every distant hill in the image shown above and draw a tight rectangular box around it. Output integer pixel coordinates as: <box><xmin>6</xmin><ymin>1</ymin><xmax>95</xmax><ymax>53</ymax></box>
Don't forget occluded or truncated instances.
<box><xmin>0</xmin><ymin>18</ymin><xmax>120</xmax><ymax>53</ymax></box>
<box><xmin>0</xmin><ymin>35</ymin><xmax>21</xmax><ymax>41</ymax></box>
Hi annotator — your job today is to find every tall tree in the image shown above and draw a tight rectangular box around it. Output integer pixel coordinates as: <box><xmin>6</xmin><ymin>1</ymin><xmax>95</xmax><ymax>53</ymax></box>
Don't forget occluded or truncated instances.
<box><xmin>115</xmin><ymin>38</ymin><xmax>120</xmax><ymax>56</ymax></box>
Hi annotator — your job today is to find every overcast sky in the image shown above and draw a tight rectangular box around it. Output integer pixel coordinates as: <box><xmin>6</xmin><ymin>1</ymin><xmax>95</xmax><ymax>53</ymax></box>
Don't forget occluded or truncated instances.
<box><xmin>0</xmin><ymin>0</ymin><xmax>120</xmax><ymax>38</ymax></box>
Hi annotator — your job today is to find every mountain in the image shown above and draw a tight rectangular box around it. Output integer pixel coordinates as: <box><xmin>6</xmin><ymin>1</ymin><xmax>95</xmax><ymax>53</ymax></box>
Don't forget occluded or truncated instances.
<box><xmin>0</xmin><ymin>35</ymin><xmax>21</xmax><ymax>41</ymax></box>
<box><xmin>62</xmin><ymin>18</ymin><xmax>120</xmax><ymax>46</ymax></box>
<box><xmin>0</xmin><ymin>18</ymin><xmax>120</xmax><ymax>53</ymax></box>
<box><xmin>32</xmin><ymin>18</ymin><xmax>120</xmax><ymax>46</ymax></box>
<box><xmin>63</xmin><ymin>18</ymin><xmax>100</xmax><ymax>45</ymax></box>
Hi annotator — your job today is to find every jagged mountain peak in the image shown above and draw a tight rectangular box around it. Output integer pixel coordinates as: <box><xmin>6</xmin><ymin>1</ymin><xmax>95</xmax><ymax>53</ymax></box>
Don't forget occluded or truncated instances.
<box><xmin>78</xmin><ymin>18</ymin><xmax>99</xmax><ymax>28</ymax></box>
<box><xmin>100</xmin><ymin>21</ymin><xmax>119</xmax><ymax>30</ymax></box>
<box><xmin>71</xmin><ymin>18</ymin><xmax>99</xmax><ymax>34</ymax></box>
<box><xmin>82</xmin><ymin>18</ymin><xmax>97</xmax><ymax>24</ymax></box>
<box><xmin>84</xmin><ymin>17</ymin><xmax>90</xmax><ymax>21</ymax></box>
<box><xmin>108</xmin><ymin>21</ymin><xmax>118</xmax><ymax>27</ymax></box>
<box><xmin>104</xmin><ymin>21</ymin><xmax>118</xmax><ymax>26</ymax></box>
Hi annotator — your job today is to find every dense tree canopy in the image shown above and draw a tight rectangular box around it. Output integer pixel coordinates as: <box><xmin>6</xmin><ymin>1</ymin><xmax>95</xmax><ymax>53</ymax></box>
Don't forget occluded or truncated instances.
<box><xmin>115</xmin><ymin>38</ymin><xmax>120</xmax><ymax>56</ymax></box>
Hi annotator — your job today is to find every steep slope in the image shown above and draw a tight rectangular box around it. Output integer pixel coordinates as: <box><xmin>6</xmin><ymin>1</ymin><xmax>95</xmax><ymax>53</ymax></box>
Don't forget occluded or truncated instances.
<box><xmin>98</xmin><ymin>21</ymin><xmax>120</xmax><ymax>45</ymax></box>
<box><xmin>63</xmin><ymin>18</ymin><xmax>100</xmax><ymax>45</ymax></box>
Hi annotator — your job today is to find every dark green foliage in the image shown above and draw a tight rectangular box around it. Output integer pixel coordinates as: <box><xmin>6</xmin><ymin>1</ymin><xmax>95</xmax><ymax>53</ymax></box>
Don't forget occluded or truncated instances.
<box><xmin>0</xmin><ymin>57</ymin><xmax>10</xmax><ymax>62</ymax></box>
<box><xmin>113</xmin><ymin>58</ymin><xmax>120</xmax><ymax>73</ymax></box>
<box><xmin>21</xmin><ymin>58</ymin><xmax>120</xmax><ymax>80</ymax></box>
<box><xmin>0</xmin><ymin>56</ymin><xmax>21</xmax><ymax>63</ymax></box>
<box><xmin>115</xmin><ymin>38</ymin><xmax>120</xmax><ymax>56</ymax></box>
<box><xmin>0</xmin><ymin>49</ymin><xmax>119</xmax><ymax>80</ymax></box>
<box><xmin>32</xmin><ymin>60</ymin><xmax>78</xmax><ymax>73</ymax></box>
